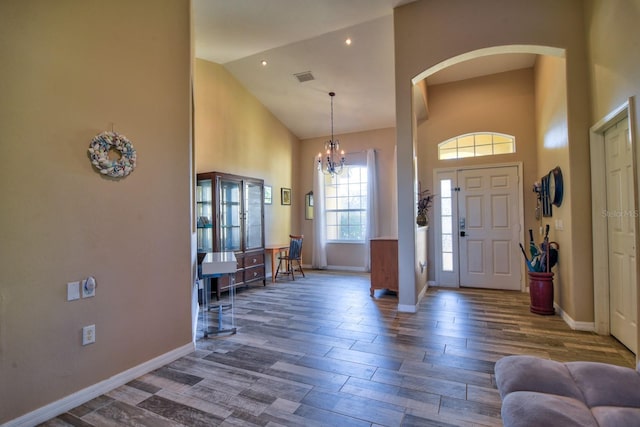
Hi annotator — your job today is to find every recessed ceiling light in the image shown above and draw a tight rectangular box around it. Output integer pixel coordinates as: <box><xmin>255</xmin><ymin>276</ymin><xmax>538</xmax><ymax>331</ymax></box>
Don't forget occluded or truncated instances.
<box><xmin>261</xmin><ymin>60</ymin><xmax>268</xmax><ymax>66</ymax></box>
<box><xmin>345</xmin><ymin>38</ymin><xmax>352</xmax><ymax>46</ymax></box>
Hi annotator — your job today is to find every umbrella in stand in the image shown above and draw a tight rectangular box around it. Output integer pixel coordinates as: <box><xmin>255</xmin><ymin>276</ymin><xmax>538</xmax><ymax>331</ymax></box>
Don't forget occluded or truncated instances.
<box><xmin>519</xmin><ymin>243</ymin><xmax>534</xmax><ymax>271</ymax></box>
<box><xmin>539</xmin><ymin>224</ymin><xmax>550</xmax><ymax>272</ymax></box>
<box><xmin>528</xmin><ymin>229</ymin><xmax>539</xmax><ymax>258</ymax></box>
<box><xmin>547</xmin><ymin>241</ymin><xmax>559</xmax><ymax>270</ymax></box>
<box><xmin>528</xmin><ymin>229</ymin><xmax>542</xmax><ymax>271</ymax></box>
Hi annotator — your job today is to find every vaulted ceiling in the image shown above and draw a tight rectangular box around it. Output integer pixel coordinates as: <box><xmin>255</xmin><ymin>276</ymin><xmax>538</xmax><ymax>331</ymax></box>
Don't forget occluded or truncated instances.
<box><xmin>194</xmin><ymin>0</ymin><xmax>536</xmax><ymax>140</ymax></box>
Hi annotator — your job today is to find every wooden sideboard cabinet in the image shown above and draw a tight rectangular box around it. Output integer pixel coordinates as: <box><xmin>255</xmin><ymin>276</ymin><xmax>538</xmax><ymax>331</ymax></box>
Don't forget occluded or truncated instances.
<box><xmin>370</xmin><ymin>237</ymin><xmax>398</xmax><ymax>296</ymax></box>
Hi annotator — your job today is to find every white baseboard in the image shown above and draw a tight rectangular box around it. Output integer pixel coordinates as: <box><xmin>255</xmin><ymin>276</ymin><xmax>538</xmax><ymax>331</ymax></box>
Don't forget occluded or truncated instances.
<box><xmin>267</xmin><ymin>265</ymin><xmax>363</xmax><ymax>279</ymax></box>
<box><xmin>398</xmin><ymin>303</ymin><xmax>418</xmax><ymax>313</ymax></box>
<box><xmin>417</xmin><ymin>284</ymin><xmax>427</xmax><ymax>304</ymax></box>
<box><xmin>5</xmin><ymin>342</ymin><xmax>195</xmax><ymax>427</ymax></box>
<box><xmin>326</xmin><ymin>265</ymin><xmax>367</xmax><ymax>272</ymax></box>
<box><xmin>554</xmin><ymin>303</ymin><xmax>595</xmax><ymax>331</ymax></box>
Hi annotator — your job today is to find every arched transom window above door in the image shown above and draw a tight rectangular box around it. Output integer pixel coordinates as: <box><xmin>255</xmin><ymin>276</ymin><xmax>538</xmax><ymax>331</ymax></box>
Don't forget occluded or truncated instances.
<box><xmin>438</xmin><ymin>132</ymin><xmax>516</xmax><ymax>160</ymax></box>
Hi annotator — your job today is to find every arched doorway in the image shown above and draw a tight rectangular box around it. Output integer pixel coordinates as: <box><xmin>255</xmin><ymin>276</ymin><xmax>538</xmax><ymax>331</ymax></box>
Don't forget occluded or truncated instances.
<box><xmin>409</xmin><ymin>45</ymin><xmax>567</xmax><ymax>293</ymax></box>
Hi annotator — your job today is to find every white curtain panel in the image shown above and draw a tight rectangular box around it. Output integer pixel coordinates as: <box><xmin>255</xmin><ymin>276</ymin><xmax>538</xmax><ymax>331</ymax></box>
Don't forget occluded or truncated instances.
<box><xmin>312</xmin><ymin>160</ymin><xmax>328</xmax><ymax>269</ymax></box>
<box><xmin>364</xmin><ymin>149</ymin><xmax>379</xmax><ymax>271</ymax></box>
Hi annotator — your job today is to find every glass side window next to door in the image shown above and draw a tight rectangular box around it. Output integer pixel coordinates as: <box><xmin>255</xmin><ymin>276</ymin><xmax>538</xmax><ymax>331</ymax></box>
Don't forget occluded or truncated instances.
<box><xmin>324</xmin><ymin>165</ymin><xmax>368</xmax><ymax>242</ymax></box>
<box><xmin>440</xmin><ymin>179</ymin><xmax>454</xmax><ymax>272</ymax></box>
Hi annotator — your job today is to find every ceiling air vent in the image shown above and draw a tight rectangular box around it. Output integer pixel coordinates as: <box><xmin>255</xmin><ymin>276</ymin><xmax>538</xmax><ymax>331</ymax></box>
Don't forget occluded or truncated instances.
<box><xmin>294</xmin><ymin>71</ymin><xmax>315</xmax><ymax>83</ymax></box>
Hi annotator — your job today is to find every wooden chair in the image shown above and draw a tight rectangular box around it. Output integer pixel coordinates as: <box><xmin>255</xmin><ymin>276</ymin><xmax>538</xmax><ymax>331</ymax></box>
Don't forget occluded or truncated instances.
<box><xmin>275</xmin><ymin>234</ymin><xmax>305</xmax><ymax>280</ymax></box>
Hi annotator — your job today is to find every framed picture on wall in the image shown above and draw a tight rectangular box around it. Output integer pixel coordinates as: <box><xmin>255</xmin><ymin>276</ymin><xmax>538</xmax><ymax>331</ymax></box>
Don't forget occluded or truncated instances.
<box><xmin>281</xmin><ymin>187</ymin><xmax>291</xmax><ymax>205</ymax></box>
<box><xmin>264</xmin><ymin>185</ymin><xmax>272</xmax><ymax>205</ymax></box>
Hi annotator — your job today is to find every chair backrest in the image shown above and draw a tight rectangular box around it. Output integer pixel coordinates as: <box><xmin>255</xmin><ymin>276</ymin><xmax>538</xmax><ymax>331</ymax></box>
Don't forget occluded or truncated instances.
<box><xmin>288</xmin><ymin>234</ymin><xmax>303</xmax><ymax>259</ymax></box>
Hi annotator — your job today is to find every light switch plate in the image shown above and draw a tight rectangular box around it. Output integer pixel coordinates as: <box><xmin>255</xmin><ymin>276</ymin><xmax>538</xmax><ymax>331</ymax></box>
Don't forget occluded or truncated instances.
<box><xmin>67</xmin><ymin>281</ymin><xmax>80</xmax><ymax>301</ymax></box>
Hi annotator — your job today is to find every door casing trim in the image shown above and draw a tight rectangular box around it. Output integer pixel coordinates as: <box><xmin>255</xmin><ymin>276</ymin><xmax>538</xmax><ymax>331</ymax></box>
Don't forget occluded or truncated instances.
<box><xmin>590</xmin><ymin>97</ymin><xmax>638</xmax><ymax>345</ymax></box>
<box><xmin>433</xmin><ymin>162</ymin><xmax>525</xmax><ymax>290</ymax></box>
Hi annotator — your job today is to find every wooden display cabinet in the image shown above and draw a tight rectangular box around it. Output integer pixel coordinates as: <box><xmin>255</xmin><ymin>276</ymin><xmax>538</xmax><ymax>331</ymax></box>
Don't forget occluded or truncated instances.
<box><xmin>197</xmin><ymin>171</ymin><xmax>266</xmax><ymax>298</ymax></box>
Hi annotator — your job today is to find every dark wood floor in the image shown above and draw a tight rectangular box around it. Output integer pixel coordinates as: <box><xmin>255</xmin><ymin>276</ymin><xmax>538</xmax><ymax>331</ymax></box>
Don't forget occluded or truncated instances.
<box><xmin>42</xmin><ymin>270</ymin><xmax>635</xmax><ymax>426</ymax></box>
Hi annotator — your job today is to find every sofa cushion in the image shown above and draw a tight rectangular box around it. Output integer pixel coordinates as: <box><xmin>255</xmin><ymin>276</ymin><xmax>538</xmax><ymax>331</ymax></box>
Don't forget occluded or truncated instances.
<box><xmin>495</xmin><ymin>355</ymin><xmax>584</xmax><ymax>400</ymax></box>
<box><xmin>592</xmin><ymin>406</ymin><xmax>640</xmax><ymax>427</ymax></box>
<box><xmin>496</xmin><ymin>355</ymin><xmax>640</xmax><ymax>427</ymax></box>
<box><xmin>500</xmin><ymin>391</ymin><xmax>598</xmax><ymax>427</ymax></box>
<box><xmin>566</xmin><ymin>361</ymin><xmax>640</xmax><ymax>408</ymax></box>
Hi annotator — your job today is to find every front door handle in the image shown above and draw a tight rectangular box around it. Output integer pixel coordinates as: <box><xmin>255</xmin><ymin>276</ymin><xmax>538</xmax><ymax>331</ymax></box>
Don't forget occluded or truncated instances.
<box><xmin>460</xmin><ymin>231</ymin><xmax>466</xmax><ymax>237</ymax></box>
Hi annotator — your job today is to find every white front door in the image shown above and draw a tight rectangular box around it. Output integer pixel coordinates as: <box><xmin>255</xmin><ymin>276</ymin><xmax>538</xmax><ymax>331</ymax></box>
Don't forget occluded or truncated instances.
<box><xmin>605</xmin><ymin>116</ymin><xmax>638</xmax><ymax>353</ymax></box>
<box><xmin>435</xmin><ymin>165</ymin><xmax>522</xmax><ymax>290</ymax></box>
<box><xmin>458</xmin><ymin>166</ymin><xmax>521</xmax><ymax>289</ymax></box>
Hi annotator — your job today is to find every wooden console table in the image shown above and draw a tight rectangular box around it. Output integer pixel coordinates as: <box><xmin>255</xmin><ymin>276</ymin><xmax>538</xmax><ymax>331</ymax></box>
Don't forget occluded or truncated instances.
<box><xmin>370</xmin><ymin>237</ymin><xmax>398</xmax><ymax>296</ymax></box>
<box><xmin>265</xmin><ymin>244</ymin><xmax>289</xmax><ymax>282</ymax></box>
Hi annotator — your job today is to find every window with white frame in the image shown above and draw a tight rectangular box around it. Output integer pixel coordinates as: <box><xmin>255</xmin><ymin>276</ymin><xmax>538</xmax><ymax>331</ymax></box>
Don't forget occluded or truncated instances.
<box><xmin>324</xmin><ymin>165</ymin><xmax>368</xmax><ymax>241</ymax></box>
<box><xmin>438</xmin><ymin>132</ymin><xmax>515</xmax><ymax>160</ymax></box>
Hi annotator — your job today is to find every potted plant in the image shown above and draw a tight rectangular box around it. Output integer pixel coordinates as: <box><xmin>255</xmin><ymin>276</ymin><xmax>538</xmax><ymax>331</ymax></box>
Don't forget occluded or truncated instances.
<box><xmin>417</xmin><ymin>189</ymin><xmax>433</xmax><ymax>227</ymax></box>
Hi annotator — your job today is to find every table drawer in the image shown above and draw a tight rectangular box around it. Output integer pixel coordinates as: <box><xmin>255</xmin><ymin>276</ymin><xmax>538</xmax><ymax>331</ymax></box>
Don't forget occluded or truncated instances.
<box><xmin>217</xmin><ymin>271</ymin><xmax>244</xmax><ymax>289</ymax></box>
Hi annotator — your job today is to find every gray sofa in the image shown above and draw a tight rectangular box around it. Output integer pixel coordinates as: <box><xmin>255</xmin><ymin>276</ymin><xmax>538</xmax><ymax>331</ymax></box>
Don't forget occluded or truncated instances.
<box><xmin>495</xmin><ymin>355</ymin><xmax>640</xmax><ymax>426</ymax></box>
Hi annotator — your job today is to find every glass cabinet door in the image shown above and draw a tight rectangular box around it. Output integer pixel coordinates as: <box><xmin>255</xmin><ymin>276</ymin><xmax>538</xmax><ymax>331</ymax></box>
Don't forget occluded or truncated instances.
<box><xmin>244</xmin><ymin>181</ymin><xmax>264</xmax><ymax>250</ymax></box>
<box><xmin>196</xmin><ymin>179</ymin><xmax>213</xmax><ymax>252</ymax></box>
<box><xmin>218</xmin><ymin>178</ymin><xmax>242</xmax><ymax>251</ymax></box>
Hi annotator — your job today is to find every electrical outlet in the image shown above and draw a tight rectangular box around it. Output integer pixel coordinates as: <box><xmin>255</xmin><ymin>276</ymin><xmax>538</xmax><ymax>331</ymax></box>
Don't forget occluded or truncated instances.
<box><xmin>82</xmin><ymin>324</ymin><xmax>96</xmax><ymax>345</ymax></box>
<box><xmin>82</xmin><ymin>276</ymin><xmax>96</xmax><ymax>298</ymax></box>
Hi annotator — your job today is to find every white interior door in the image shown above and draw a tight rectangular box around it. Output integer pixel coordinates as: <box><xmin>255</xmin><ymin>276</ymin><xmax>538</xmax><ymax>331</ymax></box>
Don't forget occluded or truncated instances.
<box><xmin>605</xmin><ymin>116</ymin><xmax>638</xmax><ymax>353</ymax></box>
<box><xmin>435</xmin><ymin>165</ymin><xmax>522</xmax><ymax>290</ymax></box>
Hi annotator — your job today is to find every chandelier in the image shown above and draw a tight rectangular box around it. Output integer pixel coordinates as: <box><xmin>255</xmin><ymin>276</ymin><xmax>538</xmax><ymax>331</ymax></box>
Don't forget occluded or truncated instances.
<box><xmin>317</xmin><ymin>91</ymin><xmax>345</xmax><ymax>176</ymax></box>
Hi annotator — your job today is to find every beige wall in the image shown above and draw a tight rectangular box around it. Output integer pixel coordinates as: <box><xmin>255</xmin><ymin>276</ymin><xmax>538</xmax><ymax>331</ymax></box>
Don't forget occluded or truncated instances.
<box><xmin>300</xmin><ymin>128</ymin><xmax>397</xmax><ymax>269</ymax></box>
<box><xmin>418</xmin><ymin>68</ymin><xmax>538</xmax><ymax>282</ymax></box>
<box><xmin>394</xmin><ymin>0</ymin><xmax>591</xmax><ymax>311</ymax></box>
<box><xmin>194</xmin><ymin>59</ymin><xmax>301</xmax><ymax>272</ymax></box>
<box><xmin>0</xmin><ymin>1</ymin><xmax>192</xmax><ymax>423</ymax></box>
<box><xmin>585</xmin><ymin>0</ymin><xmax>640</xmax><ymax>122</ymax></box>
<box><xmin>533</xmin><ymin>55</ymin><xmax>579</xmax><ymax>317</ymax></box>
<box><xmin>585</xmin><ymin>0</ymin><xmax>640</xmax><ymax>354</ymax></box>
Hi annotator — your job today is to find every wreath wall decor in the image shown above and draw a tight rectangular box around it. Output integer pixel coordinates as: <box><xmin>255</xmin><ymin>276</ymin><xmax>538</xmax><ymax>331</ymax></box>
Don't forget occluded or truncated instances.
<box><xmin>88</xmin><ymin>131</ymin><xmax>137</xmax><ymax>178</ymax></box>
